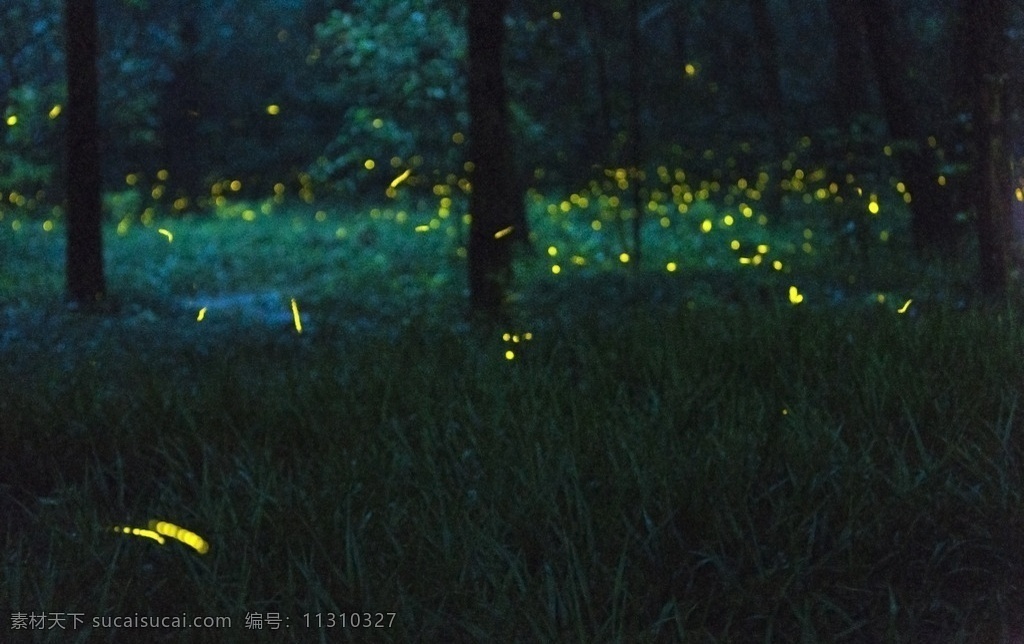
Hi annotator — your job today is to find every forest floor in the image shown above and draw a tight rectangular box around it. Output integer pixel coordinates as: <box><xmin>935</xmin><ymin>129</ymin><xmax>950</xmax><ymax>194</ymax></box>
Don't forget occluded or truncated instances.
<box><xmin>1</xmin><ymin>198</ymin><xmax>1023</xmax><ymax>642</ymax></box>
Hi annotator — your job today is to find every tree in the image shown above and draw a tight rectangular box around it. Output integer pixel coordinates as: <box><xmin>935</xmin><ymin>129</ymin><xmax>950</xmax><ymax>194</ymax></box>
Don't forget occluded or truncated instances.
<box><xmin>64</xmin><ymin>0</ymin><xmax>107</xmax><ymax>307</ymax></box>
<box><xmin>963</xmin><ymin>0</ymin><xmax>1015</xmax><ymax>299</ymax></box>
<box><xmin>466</xmin><ymin>0</ymin><xmax>516</xmax><ymax>318</ymax></box>
<box><xmin>857</xmin><ymin>0</ymin><xmax>960</xmax><ymax>253</ymax></box>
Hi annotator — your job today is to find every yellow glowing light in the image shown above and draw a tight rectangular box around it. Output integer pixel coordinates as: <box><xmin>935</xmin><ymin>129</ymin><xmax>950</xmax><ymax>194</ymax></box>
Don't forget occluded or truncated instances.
<box><xmin>684</xmin><ymin>63</ymin><xmax>696</xmax><ymax>76</ymax></box>
<box><xmin>773</xmin><ymin>260</ymin><xmax>783</xmax><ymax>270</ymax></box>
<box><xmin>730</xmin><ymin>240</ymin><xmax>740</xmax><ymax>250</ymax></box>
<box><xmin>266</xmin><ymin>104</ymin><xmax>280</xmax><ymax>115</ymax></box>
<box><xmin>505</xmin><ymin>350</ymin><xmax>515</xmax><ymax>360</ymax></box>
<box><xmin>494</xmin><ymin>226</ymin><xmax>514</xmax><ymax>239</ymax></box>
<box><xmin>415</xmin><ymin>225</ymin><xmax>430</xmax><ymax>232</ymax></box>
<box><xmin>591</xmin><ymin>220</ymin><xmax>602</xmax><ymax>231</ymax></box>
<box><xmin>49</xmin><ymin>105</ymin><xmax>62</xmax><ymax>119</ymax></box>
<box><xmin>551</xmin><ymin>264</ymin><xmax>561</xmax><ymax>274</ymax></box>
<box><xmin>452</xmin><ymin>132</ymin><xmax>465</xmax><ymax>144</ymax></box>
<box><xmin>291</xmin><ymin>298</ymin><xmax>303</xmax><ymax>334</ymax></box>
<box><xmin>5</xmin><ymin>115</ymin><xmax>17</xmax><ymax>126</ymax></box>
<box><xmin>877</xmin><ymin>293</ymin><xmax>886</xmax><ymax>304</ymax></box>
<box><xmin>149</xmin><ymin>520</ymin><xmax>209</xmax><ymax>555</ymax></box>
<box><xmin>547</xmin><ymin>245</ymin><xmax>558</xmax><ymax>257</ymax></box>
<box><xmin>390</xmin><ymin>169</ymin><xmax>411</xmax><ymax>188</ymax></box>
<box><xmin>552</xmin><ymin>10</ymin><xmax>562</xmax><ymax>19</ymax></box>
<box><xmin>666</xmin><ymin>262</ymin><xmax>677</xmax><ymax>272</ymax></box>
<box><xmin>42</xmin><ymin>220</ymin><xmax>53</xmax><ymax>232</ymax></box>
<box><xmin>701</xmin><ymin>219</ymin><xmax>712</xmax><ymax>233</ymax></box>
<box><xmin>868</xmin><ymin>202</ymin><xmax>880</xmax><ymax>214</ymax></box>
<box><xmin>757</xmin><ymin>244</ymin><xmax>769</xmax><ymax>254</ymax></box>
<box><xmin>158</xmin><ymin>228</ymin><xmax>173</xmax><ymax>242</ymax></box>
<box><xmin>788</xmin><ymin>285</ymin><xmax>804</xmax><ymax>305</ymax></box>
<box><xmin>898</xmin><ymin>299</ymin><xmax>912</xmax><ymax>314</ymax></box>
<box><xmin>364</xmin><ymin>159</ymin><xmax>376</xmax><ymax>170</ymax></box>
<box><xmin>230</xmin><ymin>180</ymin><xmax>242</xmax><ymax>191</ymax></box>
<box><xmin>372</xmin><ymin>118</ymin><xmax>383</xmax><ymax>128</ymax></box>
<box><xmin>125</xmin><ymin>173</ymin><xmax>138</xmax><ymax>186</ymax></box>
<box><xmin>1017</xmin><ymin>188</ymin><xmax>1024</xmax><ymax>202</ymax></box>
<box><xmin>619</xmin><ymin>253</ymin><xmax>630</xmax><ymax>263</ymax></box>
<box><xmin>157</xmin><ymin>169</ymin><xmax>169</xmax><ymax>181</ymax></box>
<box><xmin>197</xmin><ymin>307</ymin><xmax>207</xmax><ymax>321</ymax></box>
<box><xmin>879</xmin><ymin>230</ymin><xmax>890</xmax><ymax>242</ymax></box>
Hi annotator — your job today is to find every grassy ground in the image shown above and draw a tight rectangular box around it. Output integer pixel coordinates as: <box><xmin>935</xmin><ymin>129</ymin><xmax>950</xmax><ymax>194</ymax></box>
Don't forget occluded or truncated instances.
<box><xmin>1</xmin><ymin>196</ymin><xmax>1022</xmax><ymax>642</ymax></box>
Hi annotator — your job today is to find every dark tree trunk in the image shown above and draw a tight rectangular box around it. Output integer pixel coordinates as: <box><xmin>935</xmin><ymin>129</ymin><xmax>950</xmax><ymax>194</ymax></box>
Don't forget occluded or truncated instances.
<box><xmin>858</xmin><ymin>0</ymin><xmax>958</xmax><ymax>252</ymax></box>
<box><xmin>163</xmin><ymin>1</ymin><xmax>204</xmax><ymax>206</ymax></box>
<box><xmin>64</xmin><ymin>0</ymin><xmax>106</xmax><ymax>307</ymax></box>
<box><xmin>467</xmin><ymin>0</ymin><xmax>516</xmax><ymax>319</ymax></box>
<box><xmin>826</xmin><ymin>0</ymin><xmax>870</xmax><ymax>121</ymax></box>
<box><xmin>748</xmin><ymin>0</ymin><xmax>784</xmax><ymax>144</ymax></box>
<box><xmin>582</xmin><ymin>1</ymin><xmax>613</xmax><ymax>167</ymax></box>
<box><xmin>748</xmin><ymin>0</ymin><xmax>784</xmax><ymax>213</ymax></box>
<box><xmin>628</xmin><ymin>0</ymin><xmax>643</xmax><ymax>267</ymax></box>
<box><xmin>966</xmin><ymin>0</ymin><xmax>1014</xmax><ymax>299</ymax></box>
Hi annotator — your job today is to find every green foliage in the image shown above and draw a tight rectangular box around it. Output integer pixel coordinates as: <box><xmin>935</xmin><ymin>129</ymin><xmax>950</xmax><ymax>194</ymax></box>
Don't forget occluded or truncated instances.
<box><xmin>310</xmin><ymin>1</ymin><xmax>467</xmax><ymax>194</ymax></box>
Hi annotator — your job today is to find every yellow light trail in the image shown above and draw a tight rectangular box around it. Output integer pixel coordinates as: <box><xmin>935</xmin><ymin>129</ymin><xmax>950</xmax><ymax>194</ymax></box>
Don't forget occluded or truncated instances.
<box><xmin>390</xmin><ymin>169</ymin><xmax>412</xmax><ymax>188</ymax></box>
<box><xmin>291</xmin><ymin>298</ymin><xmax>303</xmax><ymax>333</ymax></box>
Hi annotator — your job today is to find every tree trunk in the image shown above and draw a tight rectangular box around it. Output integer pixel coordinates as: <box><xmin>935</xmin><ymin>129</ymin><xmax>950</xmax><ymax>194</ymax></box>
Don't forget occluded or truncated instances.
<box><xmin>64</xmin><ymin>0</ymin><xmax>107</xmax><ymax>307</ymax></box>
<box><xmin>163</xmin><ymin>1</ymin><xmax>204</xmax><ymax>206</ymax></box>
<box><xmin>966</xmin><ymin>0</ymin><xmax>1014</xmax><ymax>300</ymax></box>
<box><xmin>858</xmin><ymin>0</ymin><xmax>957</xmax><ymax>252</ymax></box>
<box><xmin>826</xmin><ymin>0</ymin><xmax>869</xmax><ymax>122</ymax></box>
<box><xmin>628</xmin><ymin>0</ymin><xmax>643</xmax><ymax>268</ymax></box>
<box><xmin>748</xmin><ymin>0</ymin><xmax>784</xmax><ymax>213</ymax></box>
<box><xmin>467</xmin><ymin>0</ymin><xmax>516</xmax><ymax>319</ymax></box>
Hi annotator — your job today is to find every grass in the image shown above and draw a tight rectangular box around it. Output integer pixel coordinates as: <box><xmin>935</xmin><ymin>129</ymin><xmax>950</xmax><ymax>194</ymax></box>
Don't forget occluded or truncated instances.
<box><xmin>1</xmin><ymin>195</ymin><xmax>1023</xmax><ymax>642</ymax></box>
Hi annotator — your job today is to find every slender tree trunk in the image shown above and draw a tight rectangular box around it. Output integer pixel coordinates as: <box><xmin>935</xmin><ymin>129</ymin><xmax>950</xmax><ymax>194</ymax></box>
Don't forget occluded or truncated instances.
<box><xmin>826</xmin><ymin>0</ymin><xmax>869</xmax><ymax>122</ymax></box>
<box><xmin>966</xmin><ymin>0</ymin><xmax>1014</xmax><ymax>299</ymax></box>
<box><xmin>467</xmin><ymin>0</ymin><xmax>515</xmax><ymax>319</ymax></box>
<box><xmin>628</xmin><ymin>0</ymin><xmax>643</xmax><ymax>267</ymax></box>
<box><xmin>858</xmin><ymin>0</ymin><xmax>957</xmax><ymax>253</ymax></box>
<box><xmin>163</xmin><ymin>1</ymin><xmax>204</xmax><ymax>206</ymax></box>
<box><xmin>748</xmin><ymin>0</ymin><xmax>784</xmax><ymax>213</ymax></box>
<box><xmin>582</xmin><ymin>2</ymin><xmax>613</xmax><ymax>168</ymax></box>
<box><xmin>64</xmin><ymin>0</ymin><xmax>106</xmax><ymax>307</ymax></box>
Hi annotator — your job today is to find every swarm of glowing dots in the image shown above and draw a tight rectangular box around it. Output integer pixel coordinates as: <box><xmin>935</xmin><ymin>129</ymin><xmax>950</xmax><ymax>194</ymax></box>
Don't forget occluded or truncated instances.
<box><xmin>788</xmin><ymin>286</ymin><xmax>804</xmax><ymax>305</ymax></box>
<box><xmin>290</xmin><ymin>298</ymin><xmax>302</xmax><ymax>334</ymax></box>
